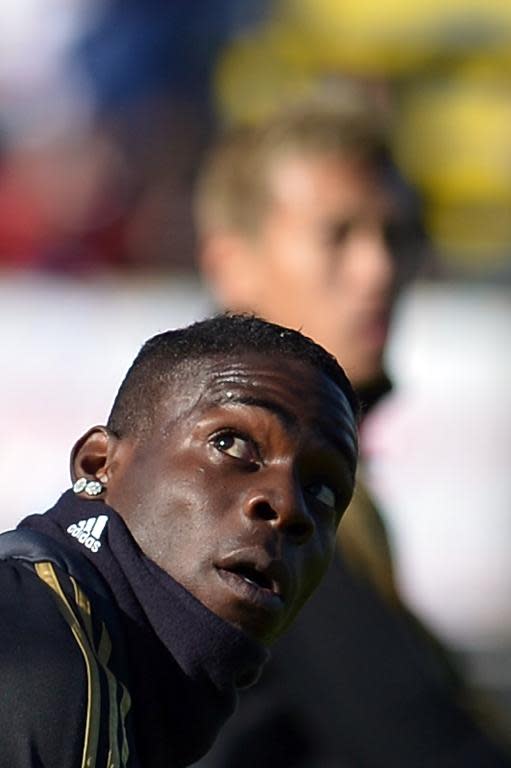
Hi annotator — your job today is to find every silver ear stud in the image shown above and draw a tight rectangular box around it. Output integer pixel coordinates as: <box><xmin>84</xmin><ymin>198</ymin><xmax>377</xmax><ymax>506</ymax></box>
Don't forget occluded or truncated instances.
<box><xmin>73</xmin><ymin>477</ymin><xmax>105</xmax><ymax>496</ymax></box>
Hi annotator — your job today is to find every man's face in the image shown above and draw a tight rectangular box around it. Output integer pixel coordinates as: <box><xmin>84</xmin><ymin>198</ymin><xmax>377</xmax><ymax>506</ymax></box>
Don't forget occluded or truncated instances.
<box><xmin>104</xmin><ymin>354</ymin><xmax>356</xmax><ymax>645</ymax></box>
<box><xmin>211</xmin><ymin>153</ymin><xmax>405</xmax><ymax>387</ymax></box>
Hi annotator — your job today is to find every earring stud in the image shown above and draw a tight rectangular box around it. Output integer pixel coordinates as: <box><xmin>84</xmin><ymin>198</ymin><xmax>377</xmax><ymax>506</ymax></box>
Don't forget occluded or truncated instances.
<box><xmin>73</xmin><ymin>477</ymin><xmax>105</xmax><ymax>496</ymax></box>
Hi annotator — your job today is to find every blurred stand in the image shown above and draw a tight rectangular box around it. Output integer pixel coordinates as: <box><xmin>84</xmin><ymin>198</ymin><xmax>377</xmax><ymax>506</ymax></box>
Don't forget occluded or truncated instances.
<box><xmin>0</xmin><ymin>0</ymin><xmax>268</xmax><ymax>271</ymax></box>
<box><xmin>0</xmin><ymin>272</ymin><xmax>209</xmax><ymax>527</ymax></box>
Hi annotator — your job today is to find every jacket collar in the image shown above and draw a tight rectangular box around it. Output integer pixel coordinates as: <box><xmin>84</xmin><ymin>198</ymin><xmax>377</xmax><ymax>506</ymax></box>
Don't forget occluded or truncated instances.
<box><xmin>20</xmin><ymin>490</ymin><xmax>268</xmax><ymax>765</ymax></box>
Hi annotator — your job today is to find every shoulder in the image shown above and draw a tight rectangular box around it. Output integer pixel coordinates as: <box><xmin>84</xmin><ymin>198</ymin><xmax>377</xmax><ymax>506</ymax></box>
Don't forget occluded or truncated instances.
<box><xmin>0</xmin><ymin>557</ymin><xmax>82</xmax><ymax>648</ymax></box>
<box><xmin>0</xmin><ymin>557</ymin><xmax>92</xmax><ymax>683</ymax></box>
<box><xmin>0</xmin><ymin>559</ymin><xmax>111</xmax><ymax>766</ymax></box>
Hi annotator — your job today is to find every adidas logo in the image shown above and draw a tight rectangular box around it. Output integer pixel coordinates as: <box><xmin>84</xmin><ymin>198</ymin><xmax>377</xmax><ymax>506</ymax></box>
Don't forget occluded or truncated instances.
<box><xmin>67</xmin><ymin>515</ymin><xmax>108</xmax><ymax>553</ymax></box>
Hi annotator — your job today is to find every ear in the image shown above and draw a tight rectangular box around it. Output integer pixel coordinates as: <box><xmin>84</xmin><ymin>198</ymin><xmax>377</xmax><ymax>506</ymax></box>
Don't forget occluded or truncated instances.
<box><xmin>199</xmin><ymin>232</ymin><xmax>261</xmax><ymax>311</ymax></box>
<box><xmin>70</xmin><ymin>426</ymin><xmax>114</xmax><ymax>486</ymax></box>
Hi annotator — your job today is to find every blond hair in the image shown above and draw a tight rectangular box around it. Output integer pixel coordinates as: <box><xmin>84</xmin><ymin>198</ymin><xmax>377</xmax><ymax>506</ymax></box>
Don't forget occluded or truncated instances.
<box><xmin>195</xmin><ymin>90</ymin><xmax>389</xmax><ymax>238</ymax></box>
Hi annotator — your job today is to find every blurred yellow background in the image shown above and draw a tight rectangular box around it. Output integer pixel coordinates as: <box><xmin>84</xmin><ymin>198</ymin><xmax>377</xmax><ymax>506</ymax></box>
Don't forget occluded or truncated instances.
<box><xmin>214</xmin><ymin>0</ymin><xmax>511</xmax><ymax>274</ymax></box>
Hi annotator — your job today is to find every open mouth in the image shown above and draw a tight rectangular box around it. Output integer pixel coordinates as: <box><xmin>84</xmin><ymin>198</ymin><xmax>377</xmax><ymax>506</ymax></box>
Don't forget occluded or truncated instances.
<box><xmin>215</xmin><ymin>552</ymin><xmax>290</xmax><ymax>611</ymax></box>
<box><xmin>226</xmin><ymin>563</ymin><xmax>278</xmax><ymax>595</ymax></box>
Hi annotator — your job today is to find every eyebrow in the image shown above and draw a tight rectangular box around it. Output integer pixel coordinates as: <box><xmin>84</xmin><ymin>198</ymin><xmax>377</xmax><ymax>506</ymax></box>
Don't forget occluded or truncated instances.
<box><xmin>219</xmin><ymin>394</ymin><xmax>298</xmax><ymax>431</ymax></box>
<box><xmin>218</xmin><ymin>392</ymin><xmax>356</xmax><ymax>463</ymax></box>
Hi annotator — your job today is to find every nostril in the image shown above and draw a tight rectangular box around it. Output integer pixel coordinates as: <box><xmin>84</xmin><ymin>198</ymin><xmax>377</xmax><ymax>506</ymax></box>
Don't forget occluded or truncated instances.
<box><xmin>244</xmin><ymin>493</ymin><xmax>313</xmax><ymax>541</ymax></box>
<box><xmin>252</xmin><ymin>500</ymin><xmax>277</xmax><ymax>522</ymax></box>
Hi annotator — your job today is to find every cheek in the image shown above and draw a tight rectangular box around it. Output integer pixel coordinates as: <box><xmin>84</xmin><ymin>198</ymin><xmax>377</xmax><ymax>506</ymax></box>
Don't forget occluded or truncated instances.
<box><xmin>275</xmin><ymin>239</ymin><xmax>326</xmax><ymax>286</ymax></box>
<box><xmin>267</xmin><ymin>237</ymin><xmax>357</xmax><ymax>321</ymax></box>
<box><xmin>313</xmin><ymin>532</ymin><xmax>336</xmax><ymax>578</ymax></box>
<box><xmin>261</xmin><ymin>220</ymin><xmax>323</xmax><ymax>279</ymax></box>
<box><xmin>297</xmin><ymin>527</ymin><xmax>337</xmax><ymax>597</ymax></box>
<box><xmin>105</xmin><ymin>461</ymin><xmax>148</xmax><ymax>521</ymax></box>
<box><xmin>281</xmin><ymin>536</ymin><xmax>336</xmax><ymax>636</ymax></box>
<box><xmin>257</xmin><ymin>251</ymin><xmax>329</xmax><ymax>329</ymax></box>
<box><xmin>157</xmin><ymin>463</ymin><xmax>239</xmax><ymax>541</ymax></box>
<box><xmin>116</xmin><ymin>459</ymin><xmax>208</xmax><ymax>548</ymax></box>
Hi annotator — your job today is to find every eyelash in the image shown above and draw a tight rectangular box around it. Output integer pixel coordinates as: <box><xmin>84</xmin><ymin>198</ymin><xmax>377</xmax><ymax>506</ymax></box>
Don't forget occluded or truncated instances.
<box><xmin>210</xmin><ymin>430</ymin><xmax>340</xmax><ymax>513</ymax></box>
<box><xmin>210</xmin><ymin>429</ymin><xmax>262</xmax><ymax>467</ymax></box>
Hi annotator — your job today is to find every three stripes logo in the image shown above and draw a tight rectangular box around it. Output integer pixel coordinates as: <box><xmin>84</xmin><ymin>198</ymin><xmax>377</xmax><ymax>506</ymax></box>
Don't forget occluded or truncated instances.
<box><xmin>67</xmin><ymin>515</ymin><xmax>108</xmax><ymax>553</ymax></box>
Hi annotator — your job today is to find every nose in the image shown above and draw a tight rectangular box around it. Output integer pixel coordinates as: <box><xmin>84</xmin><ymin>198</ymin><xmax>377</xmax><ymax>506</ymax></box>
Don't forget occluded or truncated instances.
<box><xmin>242</xmin><ymin>474</ymin><xmax>314</xmax><ymax>545</ymax></box>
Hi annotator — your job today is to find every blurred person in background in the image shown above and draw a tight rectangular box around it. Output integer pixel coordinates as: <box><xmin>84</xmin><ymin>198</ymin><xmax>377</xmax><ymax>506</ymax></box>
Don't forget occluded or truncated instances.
<box><xmin>192</xmin><ymin>91</ymin><xmax>511</xmax><ymax>767</ymax></box>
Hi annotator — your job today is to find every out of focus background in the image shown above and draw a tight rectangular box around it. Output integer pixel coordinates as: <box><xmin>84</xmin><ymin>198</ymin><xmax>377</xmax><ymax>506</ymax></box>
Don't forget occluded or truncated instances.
<box><xmin>1</xmin><ymin>0</ymin><xmax>510</xmax><ymax>715</ymax></box>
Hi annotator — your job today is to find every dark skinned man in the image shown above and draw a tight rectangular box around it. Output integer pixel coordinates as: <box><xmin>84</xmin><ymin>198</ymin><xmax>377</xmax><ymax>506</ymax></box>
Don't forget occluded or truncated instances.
<box><xmin>0</xmin><ymin>313</ymin><xmax>358</xmax><ymax>768</ymax></box>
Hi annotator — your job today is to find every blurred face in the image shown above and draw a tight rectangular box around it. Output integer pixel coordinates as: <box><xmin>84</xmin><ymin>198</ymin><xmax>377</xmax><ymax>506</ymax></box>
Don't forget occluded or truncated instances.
<box><xmin>104</xmin><ymin>354</ymin><xmax>356</xmax><ymax>645</ymax></box>
<box><xmin>215</xmin><ymin>153</ymin><xmax>405</xmax><ymax>387</ymax></box>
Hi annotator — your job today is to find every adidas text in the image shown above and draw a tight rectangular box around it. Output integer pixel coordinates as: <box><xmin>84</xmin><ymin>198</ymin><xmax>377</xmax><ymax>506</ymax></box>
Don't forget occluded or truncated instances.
<box><xmin>67</xmin><ymin>515</ymin><xmax>108</xmax><ymax>553</ymax></box>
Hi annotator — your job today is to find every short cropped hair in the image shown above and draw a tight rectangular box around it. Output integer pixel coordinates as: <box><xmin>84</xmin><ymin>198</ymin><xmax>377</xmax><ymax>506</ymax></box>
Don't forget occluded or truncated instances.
<box><xmin>107</xmin><ymin>313</ymin><xmax>358</xmax><ymax>468</ymax></box>
<box><xmin>195</xmin><ymin>90</ymin><xmax>389</xmax><ymax>238</ymax></box>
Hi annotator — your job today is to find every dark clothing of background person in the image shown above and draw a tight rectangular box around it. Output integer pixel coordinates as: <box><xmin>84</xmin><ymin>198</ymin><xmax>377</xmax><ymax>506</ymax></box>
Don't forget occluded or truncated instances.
<box><xmin>192</xmin><ymin>381</ymin><xmax>511</xmax><ymax>768</ymax></box>
<box><xmin>0</xmin><ymin>491</ymin><xmax>266</xmax><ymax>768</ymax></box>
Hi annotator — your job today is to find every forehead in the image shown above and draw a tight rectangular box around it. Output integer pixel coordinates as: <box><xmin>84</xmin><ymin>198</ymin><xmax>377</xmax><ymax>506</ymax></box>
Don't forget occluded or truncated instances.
<box><xmin>156</xmin><ymin>354</ymin><xmax>357</xmax><ymax>463</ymax></box>
<box><xmin>266</xmin><ymin>151</ymin><xmax>396</xmax><ymax>219</ymax></box>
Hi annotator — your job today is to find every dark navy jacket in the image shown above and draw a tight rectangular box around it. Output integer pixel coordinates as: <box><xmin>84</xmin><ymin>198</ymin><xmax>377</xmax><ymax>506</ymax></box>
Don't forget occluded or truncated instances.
<box><xmin>0</xmin><ymin>491</ymin><xmax>266</xmax><ymax>767</ymax></box>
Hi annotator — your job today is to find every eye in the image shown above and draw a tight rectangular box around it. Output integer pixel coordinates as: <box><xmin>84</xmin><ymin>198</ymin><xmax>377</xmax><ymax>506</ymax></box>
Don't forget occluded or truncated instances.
<box><xmin>305</xmin><ymin>481</ymin><xmax>337</xmax><ymax>511</ymax></box>
<box><xmin>211</xmin><ymin>432</ymin><xmax>260</xmax><ymax>465</ymax></box>
<box><xmin>323</xmin><ymin>220</ymin><xmax>352</xmax><ymax>249</ymax></box>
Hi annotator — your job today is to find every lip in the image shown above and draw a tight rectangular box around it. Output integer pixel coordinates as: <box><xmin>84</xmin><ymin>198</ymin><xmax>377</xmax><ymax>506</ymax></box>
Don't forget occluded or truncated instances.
<box><xmin>215</xmin><ymin>548</ymin><xmax>292</xmax><ymax>613</ymax></box>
